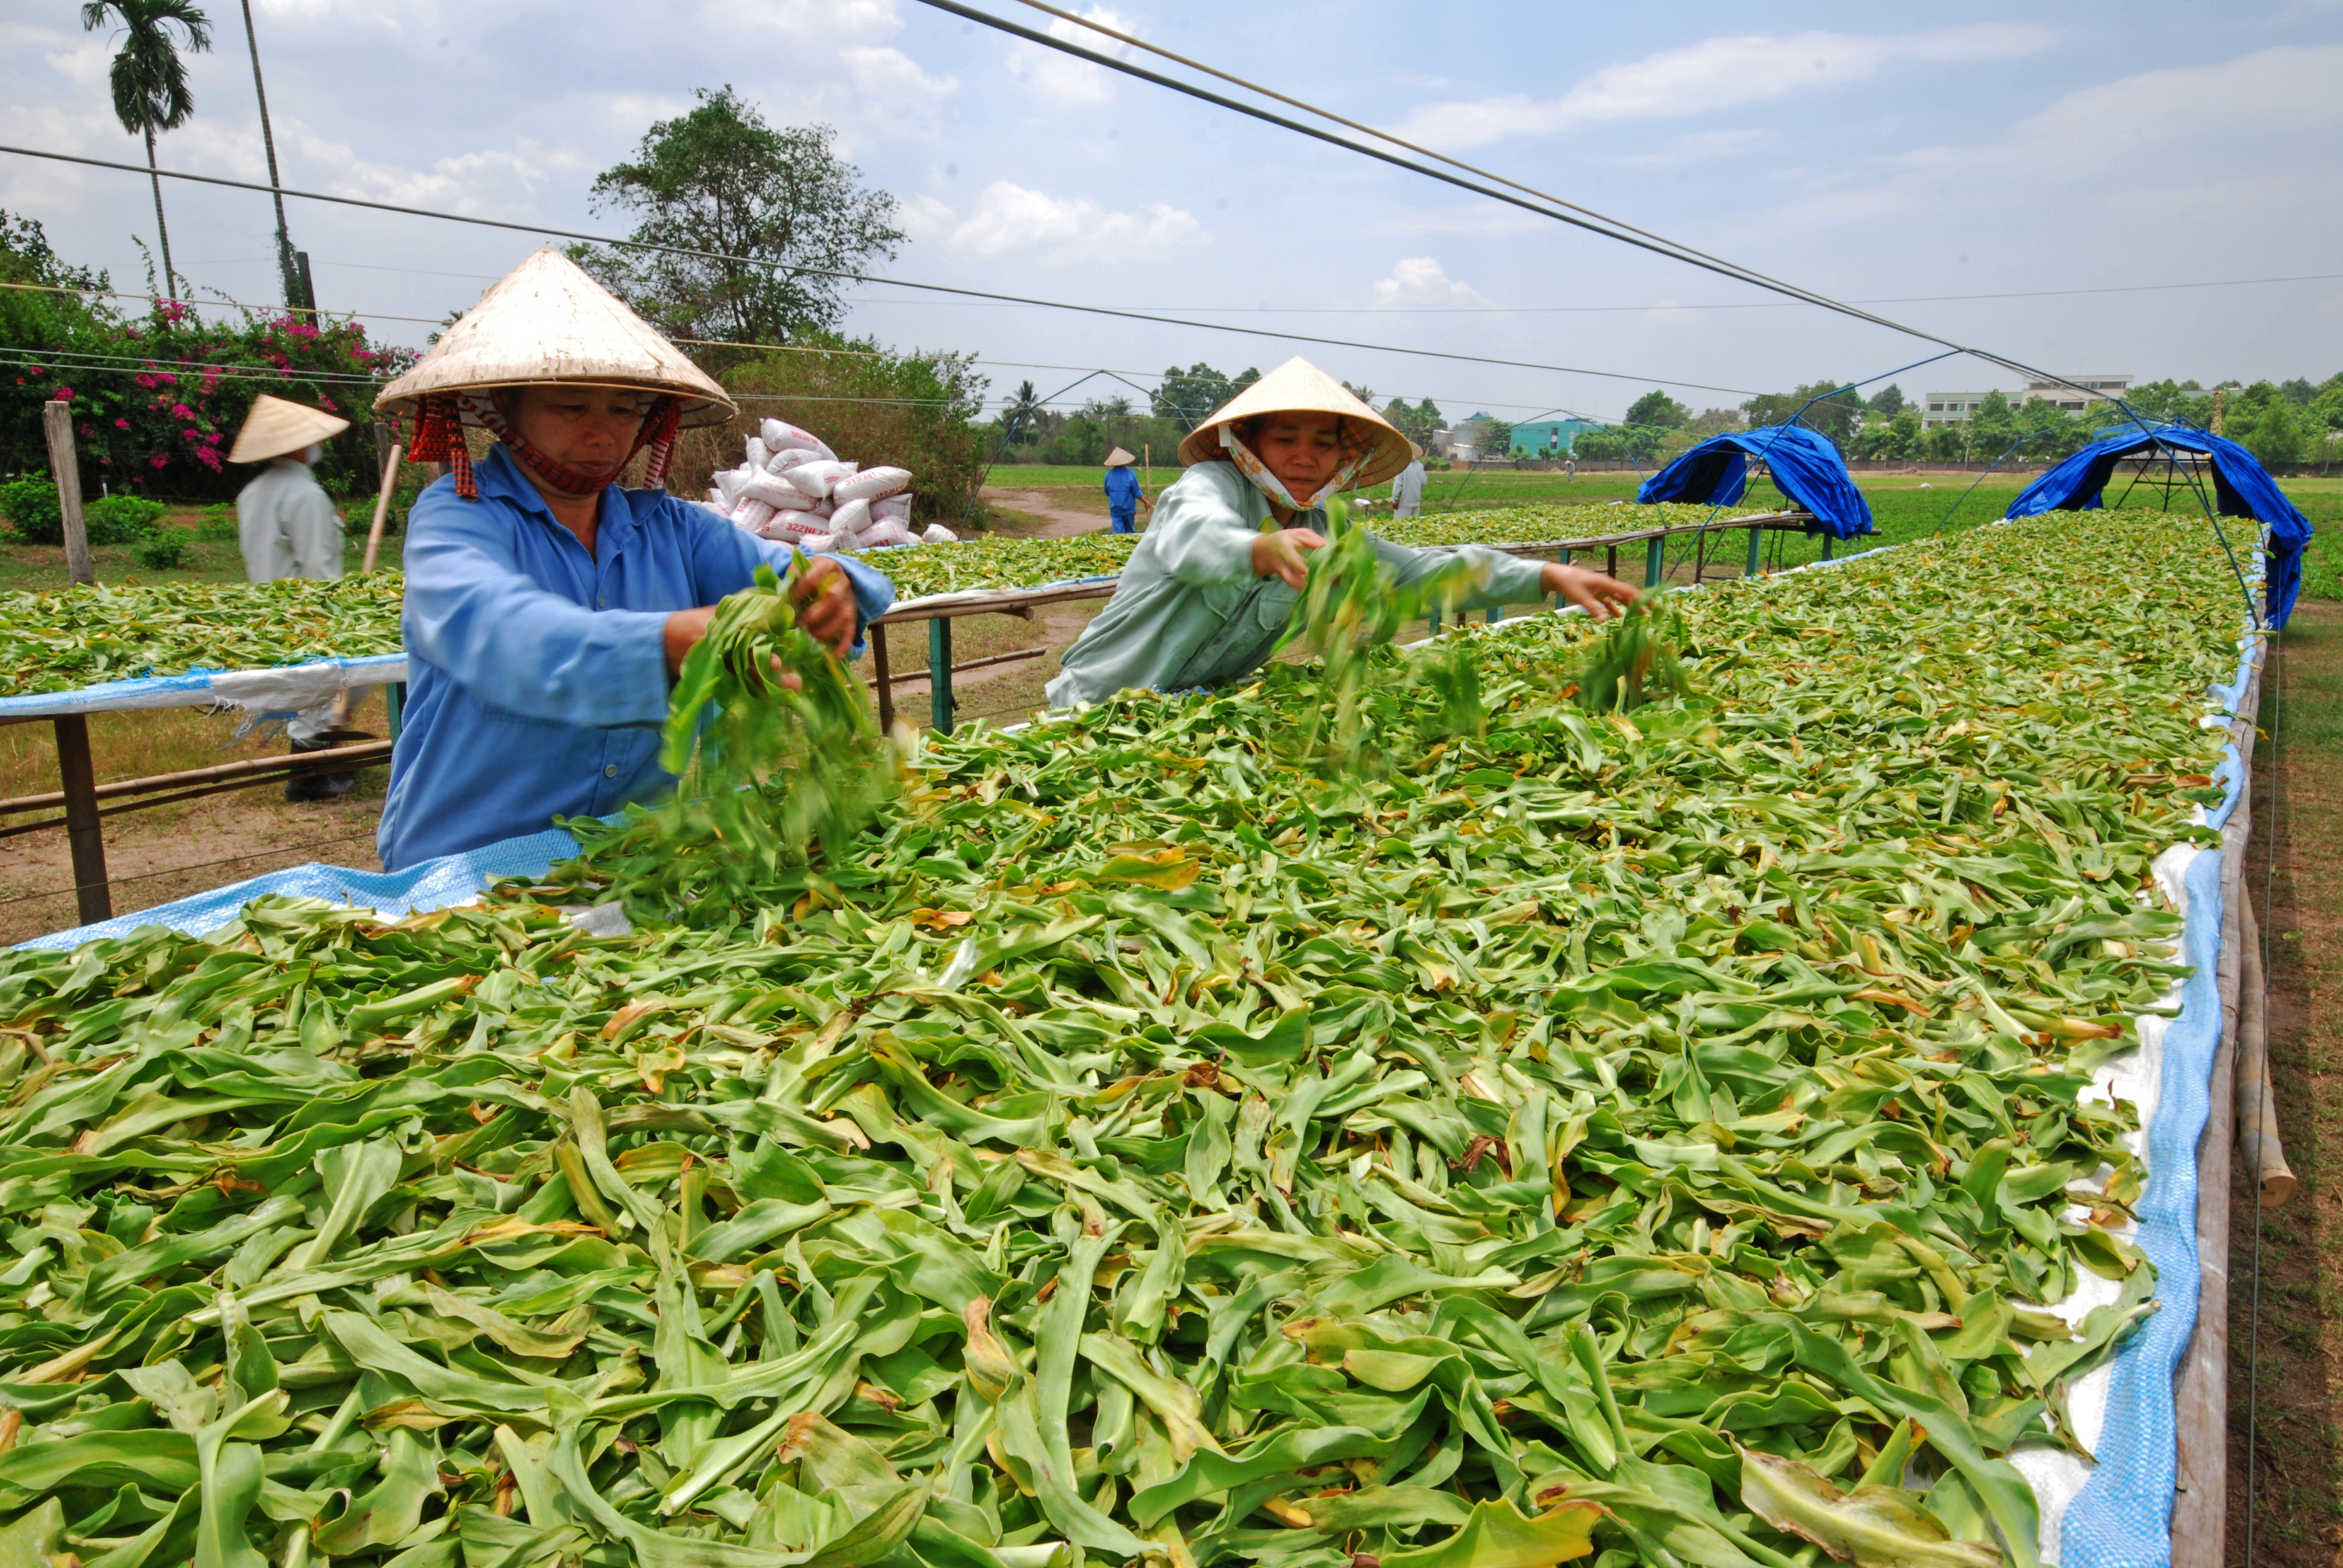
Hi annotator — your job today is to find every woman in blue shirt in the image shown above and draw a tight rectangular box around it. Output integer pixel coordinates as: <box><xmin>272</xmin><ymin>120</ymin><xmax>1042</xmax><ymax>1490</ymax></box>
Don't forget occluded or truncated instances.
<box><xmin>1103</xmin><ymin>446</ymin><xmax>1147</xmax><ymax>534</ymax></box>
<box><xmin>370</xmin><ymin>249</ymin><xmax>893</xmax><ymax>872</ymax></box>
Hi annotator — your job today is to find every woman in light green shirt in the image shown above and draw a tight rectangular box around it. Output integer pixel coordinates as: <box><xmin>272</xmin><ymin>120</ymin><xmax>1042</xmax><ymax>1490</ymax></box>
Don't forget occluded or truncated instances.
<box><xmin>1047</xmin><ymin>358</ymin><xmax>1634</xmax><ymax>708</ymax></box>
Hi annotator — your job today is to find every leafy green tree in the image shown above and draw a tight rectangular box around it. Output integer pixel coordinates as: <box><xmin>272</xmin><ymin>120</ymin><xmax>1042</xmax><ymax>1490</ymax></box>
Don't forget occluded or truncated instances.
<box><xmin>1152</xmin><ymin>362</ymin><xmax>1258</xmax><ymax>428</ymax></box>
<box><xmin>1476</xmin><ymin>419</ymin><xmax>1512</xmax><ymax>459</ymax></box>
<box><xmin>1741</xmin><ymin>381</ymin><xmax>1863</xmax><ymax>445</ymax></box>
<box><xmin>1381</xmin><ymin>397</ymin><xmax>1443</xmax><ymax>452</ymax></box>
<box><xmin>574</xmin><ymin>88</ymin><xmax>902</xmax><ymax>346</ymax></box>
<box><xmin>82</xmin><ymin>0</ymin><xmax>212</xmax><ymax>301</ymax></box>
<box><xmin>2127</xmin><ymin>379</ymin><xmax>2212</xmax><ymax>427</ymax></box>
<box><xmin>1623</xmin><ymin>390</ymin><xmax>1689</xmax><ymax>430</ymax></box>
<box><xmin>1851</xmin><ymin>408</ymin><xmax>1921</xmax><ymax>462</ymax></box>
<box><xmin>1868</xmin><ymin>385</ymin><xmax>1906</xmax><ymax>419</ymax></box>
<box><xmin>2227</xmin><ymin>382</ymin><xmax>2307</xmax><ymax>466</ymax></box>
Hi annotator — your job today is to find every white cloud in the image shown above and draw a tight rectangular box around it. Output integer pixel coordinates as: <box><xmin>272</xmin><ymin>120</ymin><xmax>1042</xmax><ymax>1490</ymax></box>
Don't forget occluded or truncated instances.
<box><xmin>1610</xmin><ymin>128</ymin><xmax>1770</xmax><ymax>169</ymax></box>
<box><xmin>1392</xmin><ymin>25</ymin><xmax>2057</xmax><ymax>148</ymax></box>
<box><xmin>1786</xmin><ymin>44</ymin><xmax>2343</xmax><ymax>224</ymax></box>
<box><xmin>1369</xmin><ymin>257</ymin><xmax>1493</xmax><ymax>310</ymax></box>
<box><xmin>843</xmin><ymin>45</ymin><xmax>955</xmax><ymax>99</ymax></box>
<box><xmin>914</xmin><ymin>180</ymin><xmax>1200</xmax><ymax>264</ymax></box>
<box><xmin>1006</xmin><ymin>6</ymin><xmax>1139</xmax><ymax>107</ymax></box>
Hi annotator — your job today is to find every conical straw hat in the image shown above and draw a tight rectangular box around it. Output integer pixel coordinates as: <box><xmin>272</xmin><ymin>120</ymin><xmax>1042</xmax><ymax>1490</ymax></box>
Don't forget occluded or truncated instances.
<box><xmin>375</xmin><ymin>247</ymin><xmax>734</xmax><ymax>428</ymax></box>
<box><xmin>229</xmin><ymin>394</ymin><xmax>349</xmax><ymax>463</ymax></box>
<box><xmin>1104</xmin><ymin>446</ymin><xmax>1136</xmax><ymax>466</ymax></box>
<box><xmin>1176</xmin><ymin>357</ymin><xmax>1412</xmax><ymax>489</ymax></box>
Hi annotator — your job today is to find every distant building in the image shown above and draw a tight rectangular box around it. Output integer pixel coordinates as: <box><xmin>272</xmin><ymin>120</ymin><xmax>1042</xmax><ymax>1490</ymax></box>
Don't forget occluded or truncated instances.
<box><xmin>2022</xmin><ymin>374</ymin><xmax>2132</xmax><ymax>413</ymax></box>
<box><xmin>1924</xmin><ymin>377</ymin><xmax>2135</xmax><ymax>428</ymax></box>
<box><xmin>1920</xmin><ymin>392</ymin><xmax>2001</xmax><ymax>429</ymax></box>
<box><xmin>1511</xmin><ymin>418</ymin><xmax>1600</xmax><ymax>456</ymax></box>
<box><xmin>1444</xmin><ymin>411</ymin><xmax>1496</xmax><ymax>461</ymax></box>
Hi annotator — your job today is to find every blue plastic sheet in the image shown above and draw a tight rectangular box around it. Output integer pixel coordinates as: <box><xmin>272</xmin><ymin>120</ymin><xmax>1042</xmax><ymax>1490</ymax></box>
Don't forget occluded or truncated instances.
<box><xmin>2005</xmin><ymin>425</ymin><xmax>2313</xmax><ymax>627</ymax></box>
<box><xmin>11</xmin><ymin>827</ymin><xmax>578</xmax><ymax>952</ymax></box>
<box><xmin>1634</xmin><ymin>424</ymin><xmax>1876</xmax><ymax>540</ymax></box>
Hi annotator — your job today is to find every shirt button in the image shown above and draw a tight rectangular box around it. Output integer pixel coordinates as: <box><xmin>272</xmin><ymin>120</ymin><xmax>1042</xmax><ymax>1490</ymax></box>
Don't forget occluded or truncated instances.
<box><xmin>604</xmin><ymin>764</ymin><xmax>618</xmax><ymax>778</ymax></box>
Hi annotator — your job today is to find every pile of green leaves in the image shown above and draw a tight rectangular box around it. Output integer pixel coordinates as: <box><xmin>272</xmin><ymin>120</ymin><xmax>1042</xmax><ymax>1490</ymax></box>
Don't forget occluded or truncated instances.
<box><xmin>864</xmin><ymin>505</ymin><xmax>1764</xmax><ymax>604</ymax></box>
<box><xmin>1570</xmin><ymin>597</ymin><xmax>1697</xmax><ymax>715</ymax></box>
<box><xmin>614</xmin><ymin>563</ymin><xmax>897</xmax><ymax>910</ymax></box>
<box><xmin>0</xmin><ymin>512</ymin><xmax>2239</xmax><ymax>1568</ymax></box>
<box><xmin>1271</xmin><ymin>501</ymin><xmax>1482</xmax><ymax>774</ymax></box>
<box><xmin>1373</xmin><ymin>503</ymin><xmax>1763</xmax><ymax>550</ymax></box>
<box><xmin>0</xmin><ymin>575</ymin><xmax>405</xmax><ymax>697</ymax></box>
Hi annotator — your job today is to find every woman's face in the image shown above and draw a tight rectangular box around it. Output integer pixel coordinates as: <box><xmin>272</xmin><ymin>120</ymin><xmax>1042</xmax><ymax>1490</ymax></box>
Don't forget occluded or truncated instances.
<box><xmin>507</xmin><ymin>385</ymin><xmax>647</xmax><ymax>491</ymax></box>
<box><xmin>1248</xmin><ymin>412</ymin><xmax>1344</xmax><ymax>495</ymax></box>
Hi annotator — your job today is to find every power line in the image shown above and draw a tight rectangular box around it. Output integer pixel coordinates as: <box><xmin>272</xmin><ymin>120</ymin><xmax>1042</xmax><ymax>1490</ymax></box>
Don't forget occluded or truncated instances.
<box><xmin>0</xmin><ymin>143</ymin><xmax>1760</xmax><ymax>399</ymax></box>
<box><xmin>919</xmin><ymin>0</ymin><xmax>2145</xmax><ymax>417</ymax></box>
<box><xmin>857</xmin><ymin>271</ymin><xmax>2343</xmax><ymax>315</ymax></box>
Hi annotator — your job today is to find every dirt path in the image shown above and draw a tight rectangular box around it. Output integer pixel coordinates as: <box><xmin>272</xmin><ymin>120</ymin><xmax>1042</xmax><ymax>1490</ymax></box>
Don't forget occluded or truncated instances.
<box><xmin>982</xmin><ymin>486</ymin><xmax>1113</xmax><ymax>539</ymax></box>
<box><xmin>2229</xmin><ymin>601</ymin><xmax>2343</xmax><ymax>1564</ymax></box>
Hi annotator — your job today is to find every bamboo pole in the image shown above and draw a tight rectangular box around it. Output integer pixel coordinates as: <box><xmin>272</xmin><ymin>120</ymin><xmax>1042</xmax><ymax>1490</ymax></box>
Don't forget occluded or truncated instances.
<box><xmin>361</xmin><ymin>440</ymin><xmax>404</xmax><ymax>575</ymax></box>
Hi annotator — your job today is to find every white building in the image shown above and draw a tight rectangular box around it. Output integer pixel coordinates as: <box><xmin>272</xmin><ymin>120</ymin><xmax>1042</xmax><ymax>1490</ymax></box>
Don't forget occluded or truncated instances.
<box><xmin>1920</xmin><ymin>393</ymin><xmax>1999</xmax><ymax>429</ymax></box>
<box><xmin>2021</xmin><ymin>375</ymin><xmax>2132</xmax><ymax>413</ymax></box>
<box><xmin>1921</xmin><ymin>376</ymin><xmax>2134</xmax><ymax>428</ymax></box>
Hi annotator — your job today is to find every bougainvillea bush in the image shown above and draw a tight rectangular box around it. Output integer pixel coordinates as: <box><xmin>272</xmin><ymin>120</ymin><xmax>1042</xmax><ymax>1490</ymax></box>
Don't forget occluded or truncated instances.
<box><xmin>1</xmin><ymin>211</ymin><xmax>414</xmax><ymax>501</ymax></box>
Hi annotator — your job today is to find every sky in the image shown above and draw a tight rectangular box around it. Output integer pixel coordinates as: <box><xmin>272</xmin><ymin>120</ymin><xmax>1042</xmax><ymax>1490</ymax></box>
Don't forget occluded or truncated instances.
<box><xmin>6</xmin><ymin>0</ymin><xmax>2341</xmax><ymax>426</ymax></box>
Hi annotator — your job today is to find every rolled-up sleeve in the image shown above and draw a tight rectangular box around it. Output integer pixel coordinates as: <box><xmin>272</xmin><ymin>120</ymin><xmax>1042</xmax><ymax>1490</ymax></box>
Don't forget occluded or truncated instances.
<box><xmin>403</xmin><ymin>492</ymin><xmax>673</xmax><ymax>729</ymax></box>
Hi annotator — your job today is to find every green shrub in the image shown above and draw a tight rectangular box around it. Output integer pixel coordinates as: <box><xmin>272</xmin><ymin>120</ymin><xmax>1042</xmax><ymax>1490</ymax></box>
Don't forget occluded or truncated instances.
<box><xmin>0</xmin><ymin>479</ymin><xmax>61</xmax><ymax>544</ymax></box>
<box><xmin>131</xmin><ymin>529</ymin><xmax>188</xmax><ymax>570</ymax></box>
<box><xmin>84</xmin><ymin>494</ymin><xmax>167</xmax><ymax>545</ymax></box>
<box><xmin>194</xmin><ymin>503</ymin><xmax>238</xmax><ymax>542</ymax></box>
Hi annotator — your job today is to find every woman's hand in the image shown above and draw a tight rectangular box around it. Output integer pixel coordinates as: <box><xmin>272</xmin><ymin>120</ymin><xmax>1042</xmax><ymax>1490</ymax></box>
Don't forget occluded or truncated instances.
<box><xmin>661</xmin><ymin>559</ymin><xmax>859</xmax><ymax>679</ymax></box>
<box><xmin>1251</xmin><ymin>528</ymin><xmax>1327</xmax><ymax>590</ymax></box>
<box><xmin>789</xmin><ymin>557</ymin><xmax>857</xmax><ymax>659</ymax></box>
<box><xmin>1541</xmin><ymin>562</ymin><xmax>1639</xmax><ymax>621</ymax></box>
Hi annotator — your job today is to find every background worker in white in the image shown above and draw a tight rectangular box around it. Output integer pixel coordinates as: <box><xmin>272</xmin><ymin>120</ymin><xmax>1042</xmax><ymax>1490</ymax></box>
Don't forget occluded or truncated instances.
<box><xmin>228</xmin><ymin>394</ymin><xmax>369</xmax><ymax>799</ymax></box>
<box><xmin>1391</xmin><ymin>449</ymin><xmax>1427</xmax><ymax>517</ymax></box>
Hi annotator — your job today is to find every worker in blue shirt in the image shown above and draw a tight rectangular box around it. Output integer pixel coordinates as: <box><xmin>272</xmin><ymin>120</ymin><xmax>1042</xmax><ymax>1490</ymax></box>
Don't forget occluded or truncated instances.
<box><xmin>1103</xmin><ymin>446</ymin><xmax>1147</xmax><ymax>534</ymax></box>
<box><xmin>370</xmin><ymin>249</ymin><xmax>893</xmax><ymax>872</ymax></box>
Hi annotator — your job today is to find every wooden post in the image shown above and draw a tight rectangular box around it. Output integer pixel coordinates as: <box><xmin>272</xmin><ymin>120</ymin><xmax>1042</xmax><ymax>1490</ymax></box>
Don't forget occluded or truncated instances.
<box><xmin>929</xmin><ymin>617</ymin><xmax>953</xmax><ymax>734</ymax></box>
<box><xmin>871</xmin><ymin>623</ymin><xmax>895</xmax><ymax>731</ymax></box>
<box><xmin>1605</xmin><ymin>545</ymin><xmax>1618</xmax><ymax>581</ymax></box>
<box><xmin>53</xmin><ymin>716</ymin><xmax>111</xmax><ymax>924</ymax></box>
<box><xmin>1143</xmin><ymin>443</ymin><xmax>1150</xmax><ymax>490</ymax></box>
<box><xmin>42</xmin><ymin>402</ymin><xmax>94</xmax><ymax>587</ymax></box>
<box><xmin>361</xmin><ymin>439</ymin><xmax>404</xmax><ymax>575</ymax></box>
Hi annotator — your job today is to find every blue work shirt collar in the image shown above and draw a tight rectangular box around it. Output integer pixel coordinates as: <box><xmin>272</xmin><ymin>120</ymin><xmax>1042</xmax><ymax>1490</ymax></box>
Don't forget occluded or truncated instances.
<box><xmin>473</xmin><ymin>444</ymin><xmax>643</xmax><ymax>566</ymax></box>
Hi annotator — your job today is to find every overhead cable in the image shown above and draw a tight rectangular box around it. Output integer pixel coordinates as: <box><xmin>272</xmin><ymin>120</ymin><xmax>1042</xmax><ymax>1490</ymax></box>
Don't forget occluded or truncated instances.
<box><xmin>915</xmin><ymin>0</ymin><xmax>2142</xmax><ymax>414</ymax></box>
<box><xmin>0</xmin><ymin>144</ymin><xmax>1758</xmax><ymax>399</ymax></box>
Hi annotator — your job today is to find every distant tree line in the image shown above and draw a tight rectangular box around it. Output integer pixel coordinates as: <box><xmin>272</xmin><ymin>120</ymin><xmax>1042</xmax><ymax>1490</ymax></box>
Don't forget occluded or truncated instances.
<box><xmin>1562</xmin><ymin>376</ymin><xmax>2342</xmax><ymax>469</ymax></box>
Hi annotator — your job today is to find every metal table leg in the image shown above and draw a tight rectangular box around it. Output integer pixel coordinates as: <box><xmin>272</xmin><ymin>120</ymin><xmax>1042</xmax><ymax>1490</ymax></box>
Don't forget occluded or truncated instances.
<box><xmin>929</xmin><ymin>618</ymin><xmax>954</xmax><ymax>734</ymax></box>
<box><xmin>871</xmin><ymin>624</ymin><xmax>894</xmax><ymax>731</ymax></box>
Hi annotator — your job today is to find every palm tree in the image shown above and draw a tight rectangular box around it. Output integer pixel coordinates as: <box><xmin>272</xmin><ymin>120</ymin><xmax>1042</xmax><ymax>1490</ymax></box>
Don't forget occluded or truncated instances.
<box><xmin>82</xmin><ymin>0</ymin><xmax>213</xmax><ymax>301</ymax></box>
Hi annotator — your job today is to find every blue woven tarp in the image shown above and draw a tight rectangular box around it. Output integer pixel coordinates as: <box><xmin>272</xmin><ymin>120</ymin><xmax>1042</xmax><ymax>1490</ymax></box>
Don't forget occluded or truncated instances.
<box><xmin>2005</xmin><ymin>425</ymin><xmax>2312</xmax><ymax>627</ymax></box>
<box><xmin>1634</xmin><ymin>423</ymin><xmax>1876</xmax><ymax>539</ymax></box>
<box><xmin>11</xmin><ymin>826</ymin><xmax>578</xmax><ymax>951</ymax></box>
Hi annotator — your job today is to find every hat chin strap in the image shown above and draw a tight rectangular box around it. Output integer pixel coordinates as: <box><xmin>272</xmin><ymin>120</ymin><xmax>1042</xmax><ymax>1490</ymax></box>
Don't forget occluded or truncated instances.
<box><xmin>1219</xmin><ymin>425</ymin><xmax>1369</xmax><ymax>515</ymax></box>
<box><xmin>407</xmin><ymin>391</ymin><xmax>683</xmax><ymax>501</ymax></box>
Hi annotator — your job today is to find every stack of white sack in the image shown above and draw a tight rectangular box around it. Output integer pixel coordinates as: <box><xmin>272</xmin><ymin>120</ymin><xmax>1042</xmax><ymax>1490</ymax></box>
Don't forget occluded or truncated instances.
<box><xmin>701</xmin><ymin>418</ymin><xmax>958</xmax><ymax>550</ymax></box>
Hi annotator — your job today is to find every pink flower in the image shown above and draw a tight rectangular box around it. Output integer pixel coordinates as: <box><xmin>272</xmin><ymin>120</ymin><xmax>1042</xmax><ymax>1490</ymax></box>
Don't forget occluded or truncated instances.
<box><xmin>51</xmin><ymin>387</ymin><xmax>73</xmax><ymax>401</ymax></box>
<box><xmin>203</xmin><ymin>431</ymin><xmax>221</xmax><ymax>445</ymax></box>
<box><xmin>195</xmin><ymin>448</ymin><xmax>222</xmax><ymax>472</ymax></box>
<box><xmin>148</xmin><ymin>454</ymin><xmax>168</xmax><ymax>469</ymax></box>
<box><xmin>170</xmin><ymin>403</ymin><xmax>193</xmax><ymax>420</ymax></box>
<box><xmin>115</xmin><ymin>418</ymin><xmax>130</xmax><ymax>430</ymax></box>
